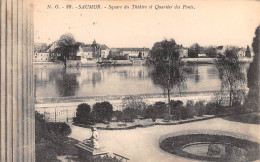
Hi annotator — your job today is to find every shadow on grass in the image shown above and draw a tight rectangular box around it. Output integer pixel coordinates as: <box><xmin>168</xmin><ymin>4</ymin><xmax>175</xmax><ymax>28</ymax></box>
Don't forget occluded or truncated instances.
<box><xmin>222</xmin><ymin>112</ymin><xmax>260</xmax><ymax>125</ymax></box>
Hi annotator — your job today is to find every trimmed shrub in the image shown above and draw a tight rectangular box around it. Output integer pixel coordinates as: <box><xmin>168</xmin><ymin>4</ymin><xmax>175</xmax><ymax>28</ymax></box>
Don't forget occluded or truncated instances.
<box><xmin>92</xmin><ymin>102</ymin><xmax>114</xmax><ymax>123</ymax></box>
<box><xmin>186</xmin><ymin>100</ymin><xmax>194</xmax><ymax>107</ymax></box>
<box><xmin>153</xmin><ymin>102</ymin><xmax>167</xmax><ymax>118</ymax></box>
<box><xmin>144</xmin><ymin>105</ymin><xmax>157</xmax><ymax>122</ymax></box>
<box><xmin>113</xmin><ymin>110</ymin><xmax>123</xmax><ymax>122</ymax></box>
<box><xmin>205</xmin><ymin>102</ymin><xmax>226</xmax><ymax>115</ymax></box>
<box><xmin>122</xmin><ymin>108</ymin><xmax>138</xmax><ymax>122</ymax></box>
<box><xmin>180</xmin><ymin>107</ymin><xmax>189</xmax><ymax>120</ymax></box>
<box><xmin>170</xmin><ymin>100</ymin><xmax>184</xmax><ymax>120</ymax></box>
<box><xmin>121</xmin><ymin>96</ymin><xmax>147</xmax><ymax>117</ymax></box>
<box><xmin>73</xmin><ymin>103</ymin><xmax>92</xmax><ymax>125</ymax></box>
<box><xmin>194</xmin><ymin>100</ymin><xmax>205</xmax><ymax>116</ymax></box>
<box><xmin>186</xmin><ymin>100</ymin><xmax>195</xmax><ymax>118</ymax></box>
<box><xmin>205</xmin><ymin>102</ymin><xmax>218</xmax><ymax>115</ymax></box>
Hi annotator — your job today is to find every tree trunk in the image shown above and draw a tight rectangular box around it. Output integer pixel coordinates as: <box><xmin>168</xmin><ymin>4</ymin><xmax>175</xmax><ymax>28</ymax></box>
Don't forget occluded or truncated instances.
<box><xmin>229</xmin><ymin>86</ymin><xmax>232</xmax><ymax>106</ymax></box>
<box><xmin>63</xmin><ymin>56</ymin><xmax>67</xmax><ymax>68</ymax></box>
<box><xmin>168</xmin><ymin>89</ymin><xmax>171</xmax><ymax>116</ymax></box>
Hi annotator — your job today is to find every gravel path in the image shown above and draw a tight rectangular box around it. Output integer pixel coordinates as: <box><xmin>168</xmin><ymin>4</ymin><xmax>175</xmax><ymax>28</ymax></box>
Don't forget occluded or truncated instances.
<box><xmin>69</xmin><ymin>116</ymin><xmax>260</xmax><ymax>162</ymax></box>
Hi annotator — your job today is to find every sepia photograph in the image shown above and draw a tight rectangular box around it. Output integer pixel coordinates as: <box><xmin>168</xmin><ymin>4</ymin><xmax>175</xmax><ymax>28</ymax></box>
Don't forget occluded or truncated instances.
<box><xmin>1</xmin><ymin>0</ymin><xmax>260</xmax><ymax>161</ymax></box>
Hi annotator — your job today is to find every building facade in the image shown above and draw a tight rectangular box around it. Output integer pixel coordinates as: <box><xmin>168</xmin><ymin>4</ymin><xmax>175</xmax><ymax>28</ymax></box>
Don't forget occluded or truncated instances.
<box><xmin>77</xmin><ymin>46</ymin><xmax>95</xmax><ymax>63</ymax></box>
<box><xmin>119</xmin><ymin>48</ymin><xmax>150</xmax><ymax>58</ymax></box>
<box><xmin>34</xmin><ymin>52</ymin><xmax>50</xmax><ymax>62</ymax></box>
<box><xmin>179</xmin><ymin>48</ymin><xmax>188</xmax><ymax>58</ymax></box>
<box><xmin>216</xmin><ymin>46</ymin><xmax>226</xmax><ymax>56</ymax></box>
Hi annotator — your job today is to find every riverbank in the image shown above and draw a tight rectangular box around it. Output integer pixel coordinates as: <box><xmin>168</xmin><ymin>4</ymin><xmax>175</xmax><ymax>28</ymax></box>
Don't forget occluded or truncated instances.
<box><xmin>33</xmin><ymin>57</ymin><xmax>253</xmax><ymax>67</ymax></box>
<box><xmin>35</xmin><ymin>91</ymin><xmax>215</xmax><ymax>104</ymax></box>
<box><xmin>35</xmin><ymin>93</ymin><xmax>213</xmax><ymax>122</ymax></box>
<box><xmin>181</xmin><ymin>57</ymin><xmax>253</xmax><ymax>64</ymax></box>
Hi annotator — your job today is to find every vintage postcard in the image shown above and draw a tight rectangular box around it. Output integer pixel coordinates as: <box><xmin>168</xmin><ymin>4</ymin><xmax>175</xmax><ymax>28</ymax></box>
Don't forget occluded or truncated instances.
<box><xmin>32</xmin><ymin>0</ymin><xmax>260</xmax><ymax>161</ymax></box>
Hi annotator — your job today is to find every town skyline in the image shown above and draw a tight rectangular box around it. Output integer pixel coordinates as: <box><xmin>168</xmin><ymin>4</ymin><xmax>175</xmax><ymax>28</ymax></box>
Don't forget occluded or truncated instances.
<box><xmin>34</xmin><ymin>0</ymin><xmax>260</xmax><ymax>48</ymax></box>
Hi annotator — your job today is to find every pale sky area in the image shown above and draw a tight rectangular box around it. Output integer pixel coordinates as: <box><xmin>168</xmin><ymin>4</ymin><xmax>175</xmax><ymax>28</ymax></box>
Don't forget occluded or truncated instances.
<box><xmin>34</xmin><ymin>0</ymin><xmax>260</xmax><ymax>48</ymax></box>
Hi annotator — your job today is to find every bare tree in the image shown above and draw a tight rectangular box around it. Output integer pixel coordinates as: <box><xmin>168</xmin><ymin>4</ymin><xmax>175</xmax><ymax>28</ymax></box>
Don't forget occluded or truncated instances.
<box><xmin>215</xmin><ymin>55</ymin><xmax>245</xmax><ymax>106</ymax></box>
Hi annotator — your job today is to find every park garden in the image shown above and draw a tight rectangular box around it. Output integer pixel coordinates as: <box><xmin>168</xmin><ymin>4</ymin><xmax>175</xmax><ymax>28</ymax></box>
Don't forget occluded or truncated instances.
<box><xmin>35</xmin><ymin>25</ymin><xmax>259</xmax><ymax>162</ymax></box>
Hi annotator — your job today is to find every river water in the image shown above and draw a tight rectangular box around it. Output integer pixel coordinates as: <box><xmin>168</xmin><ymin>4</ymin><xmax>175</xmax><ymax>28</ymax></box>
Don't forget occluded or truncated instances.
<box><xmin>34</xmin><ymin>64</ymin><xmax>225</xmax><ymax>99</ymax></box>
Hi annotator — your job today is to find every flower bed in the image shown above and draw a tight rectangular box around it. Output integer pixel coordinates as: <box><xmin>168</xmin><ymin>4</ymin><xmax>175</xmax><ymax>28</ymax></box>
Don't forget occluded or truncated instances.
<box><xmin>74</xmin><ymin>115</ymin><xmax>215</xmax><ymax>130</ymax></box>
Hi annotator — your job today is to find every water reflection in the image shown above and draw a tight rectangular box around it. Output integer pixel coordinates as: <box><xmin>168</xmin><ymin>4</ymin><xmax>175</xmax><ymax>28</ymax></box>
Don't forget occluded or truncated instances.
<box><xmin>34</xmin><ymin>65</ymin><xmax>224</xmax><ymax>99</ymax></box>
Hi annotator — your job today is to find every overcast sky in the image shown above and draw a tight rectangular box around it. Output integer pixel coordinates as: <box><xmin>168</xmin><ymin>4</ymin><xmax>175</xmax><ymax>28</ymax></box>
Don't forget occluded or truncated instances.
<box><xmin>34</xmin><ymin>0</ymin><xmax>260</xmax><ymax>48</ymax></box>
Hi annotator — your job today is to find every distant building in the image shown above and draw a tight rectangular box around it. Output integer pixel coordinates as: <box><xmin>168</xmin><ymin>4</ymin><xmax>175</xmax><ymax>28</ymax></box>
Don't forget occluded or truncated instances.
<box><xmin>198</xmin><ymin>53</ymin><xmax>207</xmax><ymax>57</ymax></box>
<box><xmin>179</xmin><ymin>48</ymin><xmax>188</xmax><ymax>58</ymax></box>
<box><xmin>77</xmin><ymin>46</ymin><xmax>95</xmax><ymax>63</ymax></box>
<box><xmin>216</xmin><ymin>46</ymin><xmax>226</xmax><ymax>57</ymax></box>
<box><xmin>119</xmin><ymin>48</ymin><xmax>150</xmax><ymax>58</ymax></box>
<box><xmin>34</xmin><ymin>52</ymin><xmax>50</xmax><ymax>62</ymax></box>
<box><xmin>45</xmin><ymin>42</ymin><xmax>60</xmax><ymax>61</ymax></box>
<box><xmin>34</xmin><ymin>43</ymin><xmax>52</xmax><ymax>62</ymax></box>
<box><xmin>236</xmin><ymin>48</ymin><xmax>246</xmax><ymax>58</ymax></box>
<box><xmin>100</xmin><ymin>45</ymin><xmax>110</xmax><ymax>59</ymax></box>
<box><xmin>198</xmin><ymin>48</ymin><xmax>207</xmax><ymax>57</ymax></box>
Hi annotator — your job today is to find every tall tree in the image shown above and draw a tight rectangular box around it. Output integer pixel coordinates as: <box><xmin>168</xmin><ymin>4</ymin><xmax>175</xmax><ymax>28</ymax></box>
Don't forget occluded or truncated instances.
<box><xmin>150</xmin><ymin>39</ymin><xmax>191</xmax><ymax>116</ymax></box>
<box><xmin>245</xmin><ymin>45</ymin><xmax>251</xmax><ymax>57</ymax></box>
<box><xmin>205</xmin><ymin>46</ymin><xmax>217</xmax><ymax>58</ymax></box>
<box><xmin>225</xmin><ymin>48</ymin><xmax>238</xmax><ymax>58</ymax></box>
<box><xmin>54</xmin><ymin>33</ymin><xmax>76</xmax><ymax>68</ymax></box>
<box><xmin>150</xmin><ymin>39</ymin><xmax>180</xmax><ymax>64</ymax></box>
<box><xmin>215</xmin><ymin>55</ymin><xmax>245</xmax><ymax>106</ymax></box>
<box><xmin>247</xmin><ymin>25</ymin><xmax>260</xmax><ymax>109</ymax></box>
<box><xmin>188</xmin><ymin>43</ymin><xmax>200</xmax><ymax>58</ymax></box>
<box><xmin>151</xmin><ymin>63</ymin><xmax>191</xmax><ymax>112</ymax></box>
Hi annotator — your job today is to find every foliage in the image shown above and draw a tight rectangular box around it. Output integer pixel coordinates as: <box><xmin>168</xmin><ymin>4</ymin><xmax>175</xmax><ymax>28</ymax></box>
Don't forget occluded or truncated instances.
<box><xmin>36</xmin><ymin>112</ymin><xmax>72</xmax><ymax>144</ymax></box>
<box><xmin>205</xmin><ymin>102</ymin><xmax>219</xmax><ymax>115</ymax></box>
<box><xmin>112</xmin><ymin>110</ymin><xmax>123</xmax><ymax>122</ymax></box>
<box><xmin>150</xmin><ymin>39</ymin><xmax>180</xmax><ymax>64</ymax></box>
<box><xmin>211</xmin><ymin>90</ymin><xmax>229</xmax><ymax>106</ymax></box>
<box><xmin>169</xmin><ymin>100</ymin><xmax>184</xmax><ymax>120</ymax></box>
<box><xmin>245</xmin><ymin>45</ymin><xmax>251</xmax><ymax>57</ymax></box>
<box><xmin>188</xmin><ymin>43</ymin><xmax>200</xmax><ymax>58</ymax></box>
<box><xmin>73</xmin><ymin>103</ymin><xmax>93</xmax><ymax>125</ymax></box>
<box><xmin>246</xmin><ymin>25</ymin><xmax>260</xmax><ymax>110</ymax></box>
<box><xmin>153</xmin><ymin>102</ymin><xmax>167</xmax><ymax>118</ymax></box>
<box><xmin>121</xmin><ymin>96</ymin><xmax>147</xmax><ymax>122</ymax></box>
<box><xmin>205</xmin><ymin>46</ymin><xmax>217</xmax><ymax>58</ymax></box>
<box><xmin>54</xmin><ymin>33</ymin><xmax>77</xmax><ymax>67</ymax></box>
<box><xmin>121</xmin><ymin>96</ymin><xmax>147</xmax><ymax>116</ymax></box>
<box><xmin>122</xmin><ymin>107</ymin><xmax>139</xmax><ymax>122</ymax></box>
<box><xmin>143</xmin><ymin>105</ymin><xmax>157</xmax><ymax>121</ymax></box>
<box><xmin>225</xmin><ymin>48</ymin><xmax>238</xmax><ymax>58</ymax></box>
<box><xmin>92</xmin><ymin>102</ymin><xmax>114</xmax><ymax>123</ymax></box>
<box><xmin>151</xmin><ymin>62</ymin><xmax>191</xmax><ymax>115</ymax></box>
<box><xmin>35</xmin><ymin>111</ymin><xmax>73</xmax><ymax>161</ymax></box>
<box><xmin>215</xmin><ymin>57</ymin><xmax>245</xmax><ymax>106</ymax></box>
<box><xmin>149</xmin><ymin>39</ymin><xmax>192</xmax><ymax>117</ymax></box>
<box><xmin>193</xmin><ymin>100</ymin><xmax>206</xmax><ymax>116</ymax></box>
